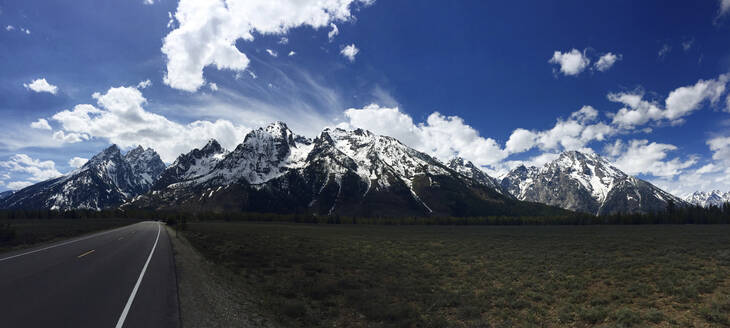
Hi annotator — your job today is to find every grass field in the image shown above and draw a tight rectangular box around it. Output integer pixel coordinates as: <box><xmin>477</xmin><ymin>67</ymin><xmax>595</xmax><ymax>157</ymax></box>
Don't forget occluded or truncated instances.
<box><xmin>181</xmin><ymin>222</ymin><xmax>730</xmax><ymax>327</ymax></box>
<box><xmin>0</xmin><ymin>219</ymin><xmax>138</xmax><ymax>253</ymax></box>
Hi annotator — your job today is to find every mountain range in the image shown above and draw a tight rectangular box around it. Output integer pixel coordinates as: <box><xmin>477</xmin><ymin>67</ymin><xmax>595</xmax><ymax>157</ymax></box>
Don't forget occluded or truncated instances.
<box><xmin>0</xmin><ymin>145</ymin><xmax>164</xmax><ymax>211</ymax></box>
<box><xmin>499</xmin><ymin>151</ymin><xmax>686</xmax><ymax>215</ymax></box>
<box><xmin>684</xmin><ymin>190</ymin><xmax>730</xmax><ymax>207</ymax></box>
<box><xmin>0</xmin><ymin>122</ymin><xmax>702</xmax><ymax>217</ymax></box>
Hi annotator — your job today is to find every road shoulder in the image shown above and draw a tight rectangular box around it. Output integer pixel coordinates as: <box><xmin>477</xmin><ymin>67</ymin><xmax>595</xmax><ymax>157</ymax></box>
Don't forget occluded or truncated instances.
<box><xmin>166</xmin><ymin>226</ymin><xmax>279</xmax><ymax>328</ymax></box>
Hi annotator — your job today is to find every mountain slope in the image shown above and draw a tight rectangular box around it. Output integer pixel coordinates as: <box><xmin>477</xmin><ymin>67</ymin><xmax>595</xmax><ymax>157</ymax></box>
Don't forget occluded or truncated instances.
<box><xmin>685</xmin><ymin>190</ymin><xmax>730</xmax><ymax>207</ymax></box>
<box><xmin>152</xmin><ymin>139</ymin><xmax>227</xmax><ymax>190</ymax></box>
<box><xmin>0</xmin><ymin>190</ymin><xmax>14</xmax><ymax>200</ymax></box>
<box><xmin>447</xmin><ymin>157</ymin><xmax>510</xmax><ymax>196</ymax></box>
<box><xmin>500</xmin><ymin>151</ymin><xmax>685</xmax><ymax>215</ymax></box>
<box><xmin>128</xmin><ymin>124</ymin><xmax>567</xmax><ymax>217</ymax></box>
<box><xmin>0</xmin><ymin>145</ymin><xmax>165</xmax><ymax>211</ymax></box>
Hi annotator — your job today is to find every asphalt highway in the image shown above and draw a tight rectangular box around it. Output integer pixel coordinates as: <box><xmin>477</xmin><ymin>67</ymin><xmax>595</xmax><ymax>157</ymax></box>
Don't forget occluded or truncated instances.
<box><xmin>0</xmin><ymin>221</ymin><xmax>179</xmax><ymax>328</ymax></box>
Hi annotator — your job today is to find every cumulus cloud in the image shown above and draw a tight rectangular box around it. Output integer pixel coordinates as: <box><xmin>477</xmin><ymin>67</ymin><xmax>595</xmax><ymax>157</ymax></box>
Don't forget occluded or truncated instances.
<box><xmin>208</xmin><ymin>82</ymin><xmax>218</xmax><ymax>91</ymax></box>
<box><xmin>51</xmin><ymin>86</ymin><xmax>249</xmax><ymax>162</ymax></box>
<box><xmin>340</xmin><ymin>44</ymin><xmax>359</xmax><ymax>62</ymax></box>
<box><xmin>278</xmin><ymin>37</ymin><xmax>288</xmax><ymax>44</ymax></box>
<box><xmin>0</xmin><ymin>154</ymin><xmax>62</xmax><ymax>183</ymax></box>
<box><xmin>6</xmin><ymin>25</ymin><xmax>14</xmax><ymax>31</ymax></box>
<box><xmin>505</xmin><ymin>106</ymin><xmax>614</xmax><ymax>154</ymax></box>
<box><xmin>52</xmin><ymin>130</ymin><xmax>89</xmax><ymax>143</ymax></box>
<box><xmin>708</xmin><ymin>136</ymin><xmax>730</xmax><ymax>165</ymax></box>
<box><xmin>68</xmin><ymin>157</ymin><xmax>88</xmax><ymax>168</ymax></box>
<box><xmin>137</xmin><ymin>79</ymin><xmax>152</xmax><ymax>89</ymax></box>
<box><xmin>548</xmin><ymin>49</ymin><xmax>590</xmax><ymax>76</ymax></box>
<box><xmin>328</xmin><ymin>23</ymin><xmax>339</xmax><ymax>41</ymax></box>
<box><xmin>24</xmin><ymin>78</ymin><xmax>58</xmax><ymax>94</ymax></box>
<box><xmin>30</xmin><ymin>118</ymin><xmax>52</xmax><ymax>130</ymax></box>
<box><xmin>505</xmin><ymin>129</ymin><xmax>537</xmax><ymax>154</ymax></box>
<box><xmin>594</xmin><ymin>53</ymin><xmax>621</xmax><ymax>72</ymax></box>
<box><xmin>143</xmin><ymin>0</ymin><xmax>154</xmax><ymax>5</ymax></box>
<box><xmin>7</xmin><ymin>181</ymin><xmax>32</xmax><ymax>190</ymax></box>
<box><xmin>162</xmin><ymin>0</ymin><xmax>368</xmax><ymax>92</ymax></box>
<box><xmin>288</xmin><ymin>51</ymin><xmax>296</xmax><ymax>56</ymax></box>
<box><xmin>340</xmin><ymin>104</ymin><xmax>507</xmax><ymax>166</ymax></box>
<box><xmin>608</xmin><ymin>74</ymin><xmax>729</xmax><ymax>128</ymax></box>
<box><xmin>611</xmin><ymin>139</ymin><xmax>696</xmax><ymax>177</ymax></box>
<box><xmin>266</xmin><ymin>49</ymin><xmax>278</xmax><ymax>57</ymax></box>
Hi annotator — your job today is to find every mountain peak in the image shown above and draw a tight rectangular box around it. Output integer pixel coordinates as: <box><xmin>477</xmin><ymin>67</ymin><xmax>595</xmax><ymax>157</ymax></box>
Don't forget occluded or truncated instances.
<box><xmin>501</xmin><ymin>150</ymin><xmax>684</xmax><ymax>215</ymax></box>
<box><xmin>201</xmin><ymin>139</ymin><xmax>223</xmax><ymax>153</ymax></box>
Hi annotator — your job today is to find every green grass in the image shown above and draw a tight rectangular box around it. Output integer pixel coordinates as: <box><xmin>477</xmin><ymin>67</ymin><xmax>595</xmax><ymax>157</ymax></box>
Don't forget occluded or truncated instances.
<box><xmin>0</xmin><ymin>218</ymin><xmax>138</xmax><ymax>253</ymax></box>
<box><xmin>182</xmin><ymin>222</ymin><xmax>730</xmax><ymax>327</ymax></box>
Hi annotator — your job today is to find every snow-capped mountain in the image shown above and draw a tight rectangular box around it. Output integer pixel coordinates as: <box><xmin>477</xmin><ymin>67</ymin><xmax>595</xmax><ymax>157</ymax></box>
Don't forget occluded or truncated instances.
<box><xmin>129</xmin><ymin>123</ymin><xmax>563</xmax><ymax>217</ymax></box>
<box><xmin>684</xmin><ymin>190</ymin><xmax>730</xmax><ymax>207</ymax></box>
<box><xmin>153</xmin><ymin>139</ymin><xmax>227</xmax><ymax>190</ymax></box>
<box><xmin>124</xmin><ymin>145</ymin><xmax>166</xmax><ymax>188</ymax></box>
<box><xmin>500</xmin><ymin>150</ymin><xmax>686</xmax><ymax>215</ymax></box>
<box><xmin>0</xmin><ymin>145</ymin><xmax>165</xmax><ymax>211</ymax></box>
<box><xmin>447</xmin><ymin>157</ymin><xmax>509</xmax><ymax>196</ymax></box>
<box><xmin>0</xmin><ymin>190</ymin><xmax>14</xmax><ymax>200</ymax></box>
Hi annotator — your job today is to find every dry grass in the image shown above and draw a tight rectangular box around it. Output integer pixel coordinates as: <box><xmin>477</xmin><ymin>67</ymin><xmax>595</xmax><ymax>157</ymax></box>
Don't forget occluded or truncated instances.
<box><xmin>182</xmin><ymin>222</ymin><xmax>730</xmax><ymax>327</ymax></box>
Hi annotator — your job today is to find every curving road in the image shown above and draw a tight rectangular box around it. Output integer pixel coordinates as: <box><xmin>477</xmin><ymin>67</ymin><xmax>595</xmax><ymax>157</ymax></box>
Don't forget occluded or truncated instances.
<box><xmin>0</xmin><ymin>221</ymin><xmax>179</xmax><ymax>328</ymax></box>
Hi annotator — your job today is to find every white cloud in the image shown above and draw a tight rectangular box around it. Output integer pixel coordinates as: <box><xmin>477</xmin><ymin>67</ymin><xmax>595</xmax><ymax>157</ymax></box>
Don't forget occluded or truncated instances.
<box><xmin>20</xmin><ymin>27</ymin><xmax>30</xmax><ymax>35</ymax></box>
<box><xmin>328</xmin><ymin>23</ymin><xmax>339</xmax><ymax>41</ymax></box>
<box><xmin>594</xmin><ymin>53</ymin><xmax>621</xmax><ymax>72</ymax></box>
<box><xmin>23</xmin><ymin>78</ymin><xmax>58</xmax><ymax>94</ymax></box>
<box><xmin>6</xmin><ymin>25</ymin><xmax>14</xmax><ymax>31</ymax></box>
<box><xmin>611</xmin><ymin>139</ymin><xmax>696</xmax><ymax>177</ymax></box>
<box><xmin>30</xmin><ymin>118</ymin><xmax>52</xmax><ymax>130</ymax></box>
<box><xmin>548</xmin><ymin>49</ymin><xmax>590</xmax><ymax>76</ymax></box>
<box><xmin>266</xmin><ymin>49</ymin><xmax>278</xmax><ymax>57</ymax></box>
<box><xmin>720</xmin><ymin>0</ymin><xmax>730</xmax><ymax>16</ymax></box>
<box><xmin>7</xmin><ymin>181</ymin><xmax>32</xmax><ymax>190</ymax></box>
<box><xmin>505</xmin><ymin>129</ymin><xmax>536</xmax><ymax>154</ymax></box>
<box><xmin>708</xmin><ymin>136</ymin><xmax>730</xmax><ymax>165</ymax></box>
<box><xmin>52</xmin><ymin>130</ymin><xmax>89</xmax><ymax>143</ymax></box>
<box><xmin>608</xmin><ymin>73</ymin><xmax>730</xmax><ymax>128</ymax></box>
<box><xmin>143</xmin><ymin>0</ymin><xmax>154</xmax><ymax>5</ymax></box>
<box><xmin>68</xmin><ymin>157</ymin><xmax>88</xmax><ymax>168</ymax></box>
<box><xmin>658</xmin><ymin>44</ymin><xmax>671</xmax><ymax>59</ymax></box>
<box><xmin>340</xmin><ymin>43</ymin><xmax>359</xmax><ymax>62</ymax></box>
<box><xmin>0</xmin><ymin>154</ymin><xmax>62</xmax><ymax>182</ymax></box>
<box><xmin>505</xmin><ymin>106</ymin><xmax>614</xmax><ymax>154</ymax></box>
<box><xmin>665</xmin><ymin>74</ymin><xmax>728</xmax><ymax>120</ymax></box>
<box><xmin>695</xmin><ymin>163</ymin><xmax>721</xmax><ymax>175</ymax></box>
<box><xmin>340</xmin><ymin>104</ymin><xmax>507</xmax><ymax>166</ymax></box>
<box><xmin>682</xmin><ymin>39</ymin><xmax>694</xmax><ymax>51</ymax></box>
<box><xmin>137</xmin><ymin>79</ymin><xmax>152</xmax><ymax>89</ymax></box>
<box><xmin>278</xmin><ymin>37</ymin><xmax>288</xmax><ymax>44</ymax></box>
<box><xmin>208</xmin><ymin>82</ymin><xmax>218</xmax><ymax>91</ymax></box>
<box><xmin>288</xmin><ymin>51</ymin><xmax>296</xmax><ymax>56</ymax></box>
<box><xmin>51</xmin><ymin>86</ymin><xmax>249</xmax><ymax>162</ymax></box>
<box><xmin>167</xmin><ymin>12</ymin><xmax>175</xmax><ymax>29</ymax></box>
<box><xmin>161</xmin><ymin>0</ymin><xmax>366</xmax><ymax>92</ymax></box>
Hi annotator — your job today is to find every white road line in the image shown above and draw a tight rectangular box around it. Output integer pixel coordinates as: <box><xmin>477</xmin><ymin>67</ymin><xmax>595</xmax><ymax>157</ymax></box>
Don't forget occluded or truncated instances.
<box><xmin>0</xmin><ymin>223</ymin><xmax>139</xmax><ymax>262</ymax></box>
<box><xmin>115</xmin><ymin>222</ymin><xmax>161</xmax><ymax>328</ymax></box>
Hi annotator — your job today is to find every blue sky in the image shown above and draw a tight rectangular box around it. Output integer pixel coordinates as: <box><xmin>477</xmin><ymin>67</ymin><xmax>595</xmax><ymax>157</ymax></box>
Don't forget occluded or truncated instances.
<box><xmin>1</xmin><ymin>0</ymin><xmax>730</xmax><ymax>196</ymax></box>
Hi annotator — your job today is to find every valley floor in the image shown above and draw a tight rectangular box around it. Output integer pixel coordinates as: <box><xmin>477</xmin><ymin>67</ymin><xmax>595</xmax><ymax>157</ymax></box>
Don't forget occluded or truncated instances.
<box><xmin>179</xmin><ymin>222</ymin><xmax>730</xmax><ymax>327</ymax></box>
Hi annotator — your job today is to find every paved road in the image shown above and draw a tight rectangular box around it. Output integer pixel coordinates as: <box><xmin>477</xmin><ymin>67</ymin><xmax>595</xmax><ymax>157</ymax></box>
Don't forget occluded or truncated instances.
<box><xmin>0</xmin><ymin>221</ymin><xmax>179</xmax><ymax>328</ymax></box>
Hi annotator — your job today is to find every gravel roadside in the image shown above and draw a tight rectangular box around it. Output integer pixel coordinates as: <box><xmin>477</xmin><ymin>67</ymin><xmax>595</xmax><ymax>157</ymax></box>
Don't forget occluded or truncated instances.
<box><xmin>166</xmin><ymin>226</ymin><xmax>280</xmax><ymax>328</ymax></box>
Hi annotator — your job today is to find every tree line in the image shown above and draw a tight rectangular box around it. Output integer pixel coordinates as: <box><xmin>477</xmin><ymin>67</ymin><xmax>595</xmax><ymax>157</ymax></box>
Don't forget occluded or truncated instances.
<box><xmin>1</xmin><ymin>201</ymin><xmax>729</xmax><ymax>225</ymax></box>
